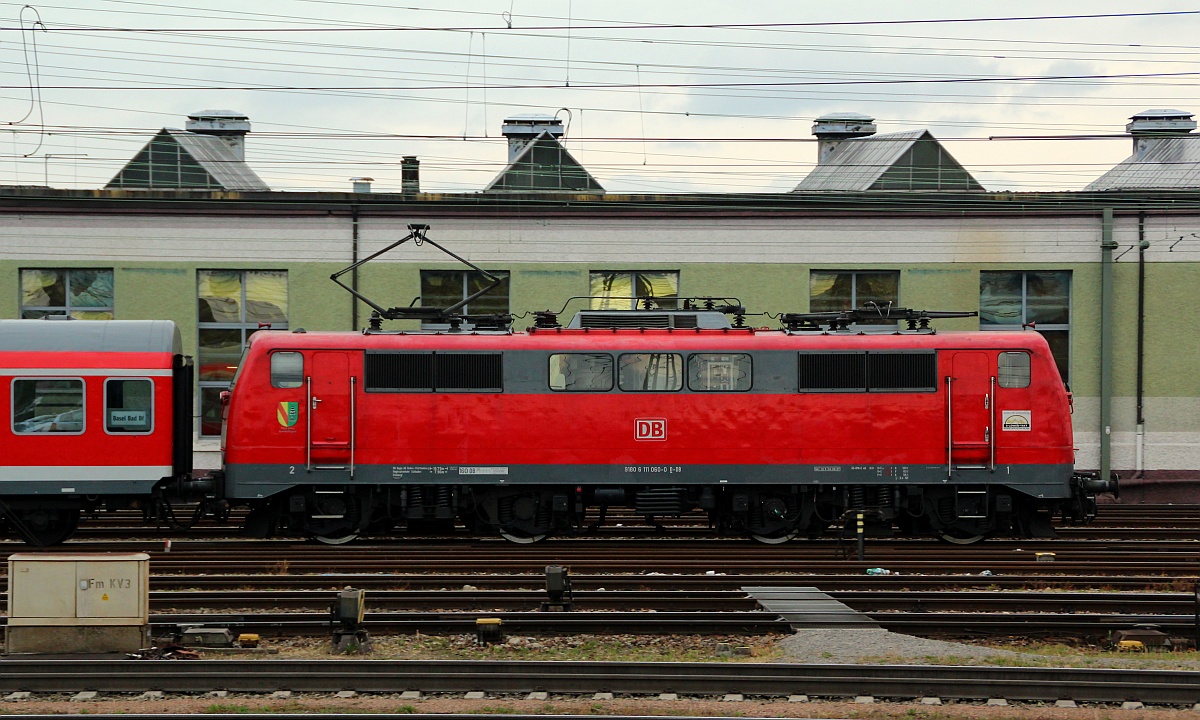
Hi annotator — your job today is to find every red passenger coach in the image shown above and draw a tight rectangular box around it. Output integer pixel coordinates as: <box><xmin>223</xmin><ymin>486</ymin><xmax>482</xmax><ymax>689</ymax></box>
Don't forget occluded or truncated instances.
<box><xmin>222</xmin><ymin>307</ymin><xmax>1115</xmax><ymax>545</ymax></box>
<box><xmin>0</xmin><ymin>319</ymin><xmax>198</xmax><ymax>544</ymax></box>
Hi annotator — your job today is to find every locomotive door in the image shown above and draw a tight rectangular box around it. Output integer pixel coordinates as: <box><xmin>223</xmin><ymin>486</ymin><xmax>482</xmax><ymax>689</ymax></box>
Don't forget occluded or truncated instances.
<box><xmin>307</xmin><ymin>351</ymin><xmax>356</xmax><ymax>475</ymax></box>
<box><xmin>947</xmin><ymin>352</ymin><xmax>993</xmax><ymax>473</ymax></box>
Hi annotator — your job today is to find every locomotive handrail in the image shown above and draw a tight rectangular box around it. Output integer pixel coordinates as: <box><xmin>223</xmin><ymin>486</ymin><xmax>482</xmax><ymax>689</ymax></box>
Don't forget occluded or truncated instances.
<box><xmin>350</xmin><ymin>375</ymin><xmax>356</xmax><ymax>479</ymax></box>
<box><xmin>989</xmin><ymin>376</ymin><xmax>996</xmax><ymax>473</ymax></box>
<box><xmin>305</xmin><ymin>376</ymin><xmax>312</xmax><ymax>473</ymax></box>
<box><xmin>945</xmin><ymin>376</ymin><xmax>953</xmax><ymax>478</ymax></box>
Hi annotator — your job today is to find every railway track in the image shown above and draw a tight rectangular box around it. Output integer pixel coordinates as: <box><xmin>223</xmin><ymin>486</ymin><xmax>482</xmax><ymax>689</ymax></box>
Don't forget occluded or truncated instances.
<box><xmin>137</xmin><ymin>572</ymin><xmax>1196</xmax><ymax>591</ymax></box>
<box><xmin>47</xmin><ymin>503</ymin><xmax>1200</xmax><ymax>542</ymax></box>
<box><xmin>1</xmin><ymin>659</ymin><xmax>1199</xmax><ymax>706</ymax></box>
<box><xmin>72</xmin><ymin>588</ymin><xmax>1200</xmax><ymax>615</ymax></box>
<box><xmin>4</xmin><ymin>546</ymin><xmax>1194</xmax><ymax>581</ymax></box>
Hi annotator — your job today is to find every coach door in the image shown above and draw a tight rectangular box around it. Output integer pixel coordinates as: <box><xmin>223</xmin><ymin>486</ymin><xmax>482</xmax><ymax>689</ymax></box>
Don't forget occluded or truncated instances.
<box><xmin>307</xmin><ymin>351</ymin><xmax>356</xmax><ymax>475</ymax></box>
<box><xmin>946</xmin><ymin>352</ymin><xmax>993</xmax><ymax>474</ymax></box>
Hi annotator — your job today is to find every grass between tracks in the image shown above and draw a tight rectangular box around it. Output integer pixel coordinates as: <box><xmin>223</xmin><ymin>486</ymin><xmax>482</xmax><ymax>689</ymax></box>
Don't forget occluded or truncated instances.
<box><xmin>269</xmin><ymin>633</ymin><xmax>788</xmax><ymax>662</ymax></box>
<box><xmin>246</xmin><ymin>633</ymin><xmax>1200</xmax><ymax>670</ymax></box>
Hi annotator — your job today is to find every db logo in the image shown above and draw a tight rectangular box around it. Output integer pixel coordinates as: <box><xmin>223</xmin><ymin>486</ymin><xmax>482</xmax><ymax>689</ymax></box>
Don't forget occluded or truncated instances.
<box><xmin>635</xmin><ymin>418</ymin><xmax>667</xmax><ymax>441</ymax></box>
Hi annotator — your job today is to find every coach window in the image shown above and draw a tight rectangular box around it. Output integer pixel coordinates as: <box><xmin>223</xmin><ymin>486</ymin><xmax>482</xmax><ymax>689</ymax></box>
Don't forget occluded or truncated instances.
<box><xmin>420</xmin><ymin>270</ymin><xmax>510</xmax><ymax>329</ymax></box>
<box><xmin>998</xmin><ymin>352</ymin><xmax>1032</xmax><ymax>389</ymax></box>
<box><xmin>20</xmin><ymin>269</ymin><xmax>114</xmax><ymax>319</ymax></box>
<box><xmin>980</xmin><ymin>271</ymin><xmax>1070</xmax><ymax>381</ymax></box>
<box><xmin>810</xmin><ymin>270</ymin><xmax>899</xmax><ymax>325</ymax></box>
<box><xmin>688</xmin><ymin>353</ymin><xmax>752</xmax><ymax>391</ymax></box>
<box><xmin>271</xmin><ymin>352</ymin><xmax>304</xmax><ymax>389</ymax></box>
<box><xmin>549</xmin><ymin>353</ymin><xmax>613</xmax><ymax>391</ymax></box>
<box><xmin>105</xmin><ymin>378</ymin><xmax>153</xmax><ymax>434</ymax></box>
<box><xmin>198</xmin><ymin>270</ymin><xmax>288</xmax><ymax>436</ymax></box>
<box><xmin>590</xmin><ymin>271</ymin><xmax>679</xmax><ymax>310</ymax></box>
<box><xmin>618</xmin><ymin>353</ymin><xmax>683</xmax><ymax>392</ymax></box>
<box><xmin>12</xmin><ymin>378</ymin><xmax>85</xmax><ymax>434</ymax></box>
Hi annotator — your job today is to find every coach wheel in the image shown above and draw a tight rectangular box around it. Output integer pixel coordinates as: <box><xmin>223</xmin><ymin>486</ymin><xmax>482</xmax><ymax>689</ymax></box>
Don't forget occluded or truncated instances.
<box><xmin>14</xmin><ymin>508</ymin><xmax>79</xmax><ymax>546</ymax></box>
<box><xmin>749</xmin><ymin>530</ymin><xmax>798</xmax><ymax>545</ymax></box>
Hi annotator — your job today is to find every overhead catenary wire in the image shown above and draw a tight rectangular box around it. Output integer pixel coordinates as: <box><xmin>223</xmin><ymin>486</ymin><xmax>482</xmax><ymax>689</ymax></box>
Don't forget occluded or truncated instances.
<box><xmin>0</xmin><ymin>2</ymin><xmax>1195</xmax><ymax>193</ymax></box>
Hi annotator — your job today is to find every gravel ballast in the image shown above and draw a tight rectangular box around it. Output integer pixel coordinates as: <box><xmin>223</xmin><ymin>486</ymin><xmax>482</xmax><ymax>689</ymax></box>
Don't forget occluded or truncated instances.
<box><xmin>778</xmin><ymin>627</ymin><xmax>1027</xmax><ymax>664</ymax></box>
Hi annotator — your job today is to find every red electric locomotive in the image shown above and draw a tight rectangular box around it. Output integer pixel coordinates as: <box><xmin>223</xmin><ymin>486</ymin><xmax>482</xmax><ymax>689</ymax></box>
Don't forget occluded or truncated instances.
<box><xmin>0</xmin><ymin>227</ymin><xmax>1116</xmax><ymax>545</ymax></box>
<box><xmin>221</xmin><ymin>305</ymin><xmax>1112</xmax><ymax>545</ymax></box>
<box><xmin>0</xmin><ymin>319</ymin><xmax>208</xmax><ymax>544</ymax></box>
<box><xmin>213</xmin><ymin>225</ymin><xmax>1114</xmax><ymax>545</ymax></box>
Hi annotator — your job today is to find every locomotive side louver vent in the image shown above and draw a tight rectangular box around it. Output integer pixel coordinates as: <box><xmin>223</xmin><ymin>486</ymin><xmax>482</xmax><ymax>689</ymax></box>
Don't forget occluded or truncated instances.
<box><xmin>634</xmin><ymin>488</ymin><xmax>689</xmax><ymax>516</ymax></box>
<box><xmin>365</xmin><ymin>352</ymin><xmax>433</xmax><ymax>391</ymax></box>
<box><xmin>435</xmin><ymin>352</ymin><xmax>503</xmax><ymax>391</ymax></box>
<box><xmin>798</xmin><ymin>352</ymin><xmax>866</xmax><ymax>392</ymax></box>
<box><xmin>868</xmin><ymin>352</ymin><xmax>936</xmax><ymax>392</ymax></box>
<box><xmin>798</xmin><ymin>351</ymin><xmax>936</xmax><ymax>393</ymax></box>
<box><xmin>579</xmin><ymin>313</ymin><xmax>671</xmax><ymax>328</ymax></box>
<box><xmin>365</xmin><ymin>351</ymin><xmax>502</xmax><ymax>392</ymax></box>
<box><xmin>568</xmin><ymin>311</ymin><xmax>732</xmax><ymax>329</ymax></box>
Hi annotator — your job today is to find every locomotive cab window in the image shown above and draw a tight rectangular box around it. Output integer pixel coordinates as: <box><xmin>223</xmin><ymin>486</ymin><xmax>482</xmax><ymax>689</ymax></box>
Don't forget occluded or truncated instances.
<box><xmin>619</xmin><ymin>353</ymin><xmax>683</xmax><ymax>392</ymax></box>
<box><xmin>105</xmin><ymin>378</ymin><xmax>153</xmax><ymax>434</ymax></box>
<box><xmin>688</xmin><ymin>353</ymin><xmax>752</xmax><ymax>391</ymax></box>
<box><xmin>550</xmin><ymin>353</ymin><xmax>613</xmax><ymax>391</ymax></box>
<box><xmin>998</xmin><ymin>352</ymin><xmax>1031</xmax><ymax>389</ymax></box>
<box><xmin>12</xmin><ymin>378</ymin><xmax>85</xmax><ymax>434</ymax></box>
<box><xmin>270</xmin><ymin>352</ymin><xmax>304</xmax><ymax>389</ymax></box>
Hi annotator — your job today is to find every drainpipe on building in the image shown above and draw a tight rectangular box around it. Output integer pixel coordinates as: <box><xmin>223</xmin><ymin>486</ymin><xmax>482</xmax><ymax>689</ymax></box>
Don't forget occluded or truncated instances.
<box><xmin>1136</xmin><ymin>213</ymin><xmax>1148</xmax><ymax>477</ymax></box>
<box><xmin>351</xmin><ymin>204</ymin><xmax>360</xmax><ymax>331</ymax></box>
<box><xmin>1100</xmin><ymin>208</ymin><xmax>1116</xmax><ymax>486</ymax></box>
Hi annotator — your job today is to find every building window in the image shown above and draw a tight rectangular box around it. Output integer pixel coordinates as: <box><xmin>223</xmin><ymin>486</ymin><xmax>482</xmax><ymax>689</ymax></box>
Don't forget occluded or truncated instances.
<box><xmin>20</xmin><ymin>269</ymin><xmax>114</xmax><ymax>319</ymax></box>
<box><xmin>980</xmin><ymin>270</ymin><xmax>1070</xmax><ymax>381</ymax></box>
<box><xmin>809</xmin><ymin>270</ymin><xmax>899</xmax><ymax>324</ymax></box>
<box><xmin>197</xmin><ymin>270</ymin><xmax>288</xmax><ymax>436</ymax></box>
<box><xmin>419</xmin><ymin>270</ymin><xmax>510</xmax><ymax>327</ymax></box>
<box><xmin>590</xmin><ymin>271</ymin><xmax>679</xmax><ymax>310</ymax></box>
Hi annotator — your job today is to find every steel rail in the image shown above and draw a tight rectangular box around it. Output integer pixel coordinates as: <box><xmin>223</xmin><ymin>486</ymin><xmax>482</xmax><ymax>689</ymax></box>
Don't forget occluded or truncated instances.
<box><xmin>1</xmin><ymin>659</ymin><xmax>1199</xmax><ymax>704</ymax></box>
<box><xmin>135</xmin><ymin>572</ymin><xmax>1195</xmax><ymax>592</ymax></box>
<box><xmin>117</xmin><ymin>589</ymin><xmax>1200</xmax><ymax>615</ymax></box>
<box><xmin>0</xmin><ymin>609</ymin><xmax>1175</xmax><ymax>637</ymax></box>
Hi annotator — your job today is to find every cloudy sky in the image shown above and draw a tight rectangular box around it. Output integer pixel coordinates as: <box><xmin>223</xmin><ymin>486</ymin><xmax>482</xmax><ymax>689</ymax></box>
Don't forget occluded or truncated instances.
<box><xmin>1</xmin><ymin>0</ymin><xmax>1197</xmax><ymax>193</ymax></box>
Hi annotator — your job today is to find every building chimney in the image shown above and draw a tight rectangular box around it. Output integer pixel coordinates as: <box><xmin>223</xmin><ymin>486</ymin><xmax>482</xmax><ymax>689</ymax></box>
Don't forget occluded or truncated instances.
<box><xmin>185</xmin><ymin>110</ymin><xmax>251</xmax><ymax>161</ymax></box>
<box><xmin>350</xmin><ymin>177</ymin><xmax>374</xmax><ymax>193</ymax></box>
<box><xmin>401</xmin><ymin>156</ymin><xmax>420</xmax><ymax>196</ymax></box>
<box><xmin>1127</xmin><ymin>109</ymin><xmax>1196</xmax><ymax>160</ymax></box>
<box><xmin>812</xmin><ymin>112</ymin><xmax>877</xmax><ymax>164</ymax></box>
<box><xmin>501</xmin><ymin>114</ymin><xmax>564</xmax><ymax>162</ymax></box>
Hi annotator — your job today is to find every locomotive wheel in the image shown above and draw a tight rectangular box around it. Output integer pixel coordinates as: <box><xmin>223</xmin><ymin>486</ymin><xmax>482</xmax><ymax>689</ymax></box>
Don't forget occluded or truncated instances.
<box><xmin>937</xmin><ymin>528</ymin><xmax>987</xmax><ymax>545</ymax></box>
<box><xmin>748</xmin><ymin>528</ymin><xmax>796</xmax><ymax>544</ymax></box>
<box><xmin>499</xmin><ymin>529</ymin><xmax>548</xmax><ymax>544</ymax></box>
<box><xmin>311</xmin><ymin>531</ymin><xmax>360</xmax><ymax>545</ymax></box>
<box><xmin>749</xmin><ymin>530</ymin><xmax>798</xmax><ymax>545</ymax></box>
<box><xmin>13</xmin><ymin>508</ymin><xmax>80</xmax><ymax>546</ymax></box>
